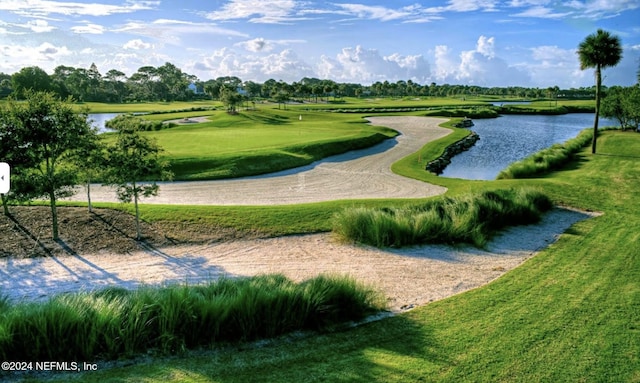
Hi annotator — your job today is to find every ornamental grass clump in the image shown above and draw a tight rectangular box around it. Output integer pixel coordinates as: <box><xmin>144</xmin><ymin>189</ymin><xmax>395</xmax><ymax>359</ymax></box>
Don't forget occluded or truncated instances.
<box><xmin>333</xmin><ymin>188</ymin><xmax>553</xmax><ymax>248</ymax></box>
<box><xmin>497</xmin><ymin>129</ymin><xmax>593</xmax><ymax>179</ymax></box>
<box><xmin>0</xmin><ymin>274</ymin><xmax>383</xmax><ymax>362</ymax></box>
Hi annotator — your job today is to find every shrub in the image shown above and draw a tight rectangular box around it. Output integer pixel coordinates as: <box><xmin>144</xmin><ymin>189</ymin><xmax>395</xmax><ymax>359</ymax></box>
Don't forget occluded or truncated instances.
<box><xmin>333</xmin><ymin>188</ymin><xmax>553</xmax><ymax>248</ymax></box>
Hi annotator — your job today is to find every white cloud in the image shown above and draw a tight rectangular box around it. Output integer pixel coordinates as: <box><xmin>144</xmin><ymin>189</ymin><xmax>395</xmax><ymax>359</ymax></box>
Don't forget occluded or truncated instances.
<box><xmin>444</xmin><ymin>0</ymin><xmax>499</xmax><ymax>12</ymax></box>
<box><xmin>123</xmin><ymin>39</ymin><xmax>153</xmax><ymax>50</ymax></box>
<box><xmin>26</xmin><ymin>20</ymin><xmax>56</xmax><ymax>33</ymax></box>
<box><xmin>317</xmin><ymin>46</ymin><xmax>431</xmax><ymax>84</ymax></box>
<box><xmin>332</xmin><ymin>4</ymin><xmax>414</xmax><ymax>22</ymax></box>
<box><xmin>115</xmin><ymin>19</ymin><xmax>248</xmax><ymax>45</ymax></box>
<box><xmin>0</xmin><ymin>0</ymin><xmax>159</xmax><ymax>17</ymax></box>
<box><xmin>525</xmin><ymin>45</ymin><xmax>584</xmax><ymax>87</ymax></box>
<box><xmin>424</xmin><ymin>0</ymin><xmax>499</xmax><ymax>14</ymax></box>
<box><xmin>71</xmin><ymin>23</ymin><xmax>105</xmax><ymax>34</ymax></box>
<box><xmin>206</xmin><ymin>0</ymin><xmax>307</xmax><ymax>24</ymax></box>
<box><xmin>238</xmin><ymin>38</ymin><xmax>272</xmax><ymax>52</ymax></box>
<box><xmin>192</xmin><ymin>48</ymin><xmax>315</xmax><ymax>82</ymax></box>
<box><xmin>0</xmin><ymin>42</ymin><xmax>72</xmax><ymax>73</ymax></box>
<box><xmin>235</xmin><ymin>37</ymin><xmax>306</xmax><ymax>52</ymax></box>
<box><xmin>476</xmin><ymin>36</ymin><xmax>495</xmax><ymax>58</ymax></box>
<box><xmin>432</xmin><ymin>36</ymin><xmax>531</xmax><ymax>86</ymax></box>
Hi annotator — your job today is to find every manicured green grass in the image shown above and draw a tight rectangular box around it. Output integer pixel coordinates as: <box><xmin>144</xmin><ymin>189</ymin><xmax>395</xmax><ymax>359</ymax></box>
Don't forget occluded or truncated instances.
<box><xmin>288</xmin><ymin>96</ymin><xmax>487</xmax><ymax>111</ymax></box>
<box><xmin>33</xmin><ymin>130</ymin><xmax>640</xmax><ymax>382</ymax></box>
<box><xmin>333</xmin><ymin>188</ymin><xmax>553</xmax><ymax>248</ymax></box>
<box><xmin>101</xmin><ymin>109</ymin><xmax>397</xmax><ymax>180</ymax></box>
<box><xmin>80</xmin><ymin>101</ymin><xmax>222</xmax><ymax>113</ymax></box>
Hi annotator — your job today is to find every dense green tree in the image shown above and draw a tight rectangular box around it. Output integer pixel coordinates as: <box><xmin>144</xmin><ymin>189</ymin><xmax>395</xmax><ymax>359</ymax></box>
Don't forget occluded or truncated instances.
<box><xmin>104</xmin><ymin>69</ymin><xmax>128</xmax><ymax>103</ymax></box>
<box><xmin>601</xmin><ymin>87</ymin><xmax>630</xmax><ymax>129</ymax></box>
<box><xmin>220</xmin><ymin>86</ymin><xmax>243</xmax><ymax>113</ymax></box>
<box><xmin>157</xmin><ymin>62</ymin><xmax>191</xmax><ymax>101</ymax></box>
<box><xmin>578</xmin><ymin>29</ymin><xmax>623</xmax><ymax>153</ymax></box>
<box><xmin>0</xmin><ymin>106</ymin><xmax>35</xmax><ymax>215</ymax></box>
<box><xmin>624</xmin><ymin>86</ymin><xmax>640</xmax><ymax>130</ymax></box>
<box><xmin>104</xmin><ymin>116</ymin><xmax>172</xmax><ymax>240</ymax></box>
<box><xmin>1</xmin><ymin>91</ymin><xmax>97</xmax><ymax>239</ymax></box>
<box><xmin>11</xmin><ymin>66</ymin><xmax>53</xmax><ymax>99</ymax></box>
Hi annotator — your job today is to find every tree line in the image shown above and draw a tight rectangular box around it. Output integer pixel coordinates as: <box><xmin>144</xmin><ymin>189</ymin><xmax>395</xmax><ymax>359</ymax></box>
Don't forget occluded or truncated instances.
<box><xmin>0</xmin><ymin>62</ymin><xmax>606</xmax><ymax>105</ymax></box>
<box><xmin>0</xmin><ymin>91</ymin><xmax>171</xmax><ymax>241</ymax></box>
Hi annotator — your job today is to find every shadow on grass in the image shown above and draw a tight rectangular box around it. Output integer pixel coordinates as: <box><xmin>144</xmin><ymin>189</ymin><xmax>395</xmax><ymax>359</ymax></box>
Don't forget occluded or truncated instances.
<box><xmin>61</xmin><ymin>314</ymin><xmax>446</xmax><ymax>383</ymax></box>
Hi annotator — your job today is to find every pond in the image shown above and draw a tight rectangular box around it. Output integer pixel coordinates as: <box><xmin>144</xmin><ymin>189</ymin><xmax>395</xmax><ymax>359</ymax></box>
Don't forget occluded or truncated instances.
<box><xmin>440</xmin><ymin>113</ymin><xmax>616</xmax><ymax>180</ymax></box>
<box><xmin>88</xmin><ymin>113</ymin><xmax>119</xmax><ymax>133</ymax></box>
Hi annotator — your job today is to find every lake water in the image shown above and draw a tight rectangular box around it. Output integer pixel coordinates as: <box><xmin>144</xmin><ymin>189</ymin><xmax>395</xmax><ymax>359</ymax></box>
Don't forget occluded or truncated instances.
<box><xmin>440</xmin><ymin>113</ymin><xmax>616</xmax><ymax>180</ymax></box>
<box><xmin>88</xmin><ymin>113</ymin><xmax>119</xmax><ymax>133</ymax></box>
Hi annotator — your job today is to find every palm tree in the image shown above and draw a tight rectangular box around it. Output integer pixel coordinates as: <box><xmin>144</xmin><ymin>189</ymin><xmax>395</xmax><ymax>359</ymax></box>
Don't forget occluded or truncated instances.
<box><xmin>578</xmin><ymin>29</ymin><xmax>623</xmax><ymax>154</ymax></box>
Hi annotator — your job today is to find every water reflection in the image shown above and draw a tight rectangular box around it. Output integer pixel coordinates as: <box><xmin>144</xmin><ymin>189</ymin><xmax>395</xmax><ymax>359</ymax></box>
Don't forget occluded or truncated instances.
<box><xmin>440</xmin><ymin>113</ymin><xmax>615</xmax><ymax>180</ymax></box>
<box><xmin>88</xmin><ymin>113</ymin><xmax>119</xmax><ymax>133</ymax></box>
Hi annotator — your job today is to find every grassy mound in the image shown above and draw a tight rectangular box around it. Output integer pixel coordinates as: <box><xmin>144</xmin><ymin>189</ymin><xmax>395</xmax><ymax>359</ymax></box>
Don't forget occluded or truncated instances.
<box><xmin>0</xmin><ymin>274</ymin><xmax>383</xmax><ymax>361</ymax></box>
<box><xmin>333</xmin><ymin>188</ymin><xmax>553</xmax><ymax>248</ymax></box>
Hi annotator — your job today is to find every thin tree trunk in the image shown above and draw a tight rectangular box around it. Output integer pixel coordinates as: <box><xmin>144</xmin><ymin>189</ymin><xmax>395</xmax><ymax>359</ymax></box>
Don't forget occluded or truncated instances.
<box><xmin>592</xmin><ymin>65</ymin><xmax>602</xmax><ymax>154</ymax></box>
<box><xmin>1</xmin><ymin>193</ymin><xmax>9</xmax><ymax>216</ymax></box>
<box><xmin>133</xmin><ymin>181</ymin><xmax>141</xmax><ymax>240</ymax></box>
<box><xmin>50</xmin><ymin>191</ymin><xmax>59</xmax><ymax>240</ymax></box>
<box><xmin>86</xmin><ymin>181</ymin><xmax>93</xmax><ymax>213</ymax></box>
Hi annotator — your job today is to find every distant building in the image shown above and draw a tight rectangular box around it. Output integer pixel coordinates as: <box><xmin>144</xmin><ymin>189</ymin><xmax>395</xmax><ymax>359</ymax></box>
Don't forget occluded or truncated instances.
<box><xmin>188</xmin><ymin>83</ymin><xmax>204</xmax><ymax>94</ymax></box>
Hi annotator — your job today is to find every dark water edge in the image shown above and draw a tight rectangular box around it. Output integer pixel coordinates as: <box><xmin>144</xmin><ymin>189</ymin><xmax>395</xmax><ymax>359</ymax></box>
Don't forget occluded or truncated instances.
<box><xmin>440</xmin><ymin>114</ymin><xmax>615</xmax><ymax>180</ymax></box>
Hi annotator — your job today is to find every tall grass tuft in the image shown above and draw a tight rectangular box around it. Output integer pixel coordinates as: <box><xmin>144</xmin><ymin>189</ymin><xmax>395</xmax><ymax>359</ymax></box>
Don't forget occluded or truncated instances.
<box><xmin>0</xmin><ymin>274</ymin><xmax>383</xmax><ymax>362</ymax></box>
<box><xmin>497</xmin><ymin>128</ymin><xmax>594</xmax><ymax>179</ymax></box>
<box><xmin>333</xmin><ymin>188</ymin><xmax>553</xmax><ymax>248</ymax></box>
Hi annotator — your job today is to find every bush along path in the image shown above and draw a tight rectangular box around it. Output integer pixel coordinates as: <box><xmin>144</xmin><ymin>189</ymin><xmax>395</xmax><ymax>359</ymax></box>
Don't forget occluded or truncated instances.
<box><xmin>333</xmin><ymin>188</ymin><xmax>553</xmax><ymax>248</ymax></box>
<box><xmin>0</xmin><ymin>274</ymin><xmax>383</xmax><ymax>364</ymax></box>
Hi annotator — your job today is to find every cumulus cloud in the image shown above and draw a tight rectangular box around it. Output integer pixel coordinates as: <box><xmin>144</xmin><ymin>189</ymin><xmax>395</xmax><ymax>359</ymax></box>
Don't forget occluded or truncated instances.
<box><xmin>0</xmin><ymin>42</ymin><xmax>72</xmax><ymax>72</ymax></box>
<box><xmin>317</xmin><ymin>46</ymin><xmax>431</xmax><ymax>84</ymax></box>
<box><xmin>237</xmin><ymin>38</ymin><xmax>272</xmax><ymax>52</ymax></box>
<box><xmin>432</xmin><ymin>36</ymin><xmax>531</xmax><ymax>86</ymax></box>
<box><xmin>191</xmin><ymin>48</ymin><xmax>315</xmax><ymax>82</ymax></box>
<box><xmin>235</xmin><ymin>38</ymin><xmax>306</xmax><ymax>52</ymax></box>
<box><xmin>519</xmin><ymin>45</ymin><xmax>587</xmax><ymax>87</ymax></box>
<box><xmin>123</xmin><ymin>39</ymin><xmax>153</xmax><ymax>50</ymax></box>
<box><xmin>475</xmin><ymin>36</ymin><xmax>495</xmax><ymax>58</ymax></box>
<box><xmin>25</xmin><ymin>20</ymin><xmax>56</xmax><ymax>33</ymax></box>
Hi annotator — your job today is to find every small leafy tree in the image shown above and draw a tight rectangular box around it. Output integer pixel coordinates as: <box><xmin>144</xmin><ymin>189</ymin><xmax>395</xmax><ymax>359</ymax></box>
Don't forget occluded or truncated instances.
<box><xmin>601</xmin><ymin>86</ymin><xmax>640</xmax><ymax>131</ymax></box>
<box><xmin>624</xmin><ymin>86</ymin><xmax>640</xmax><ymax>131</ymax></box>
<box><xmin>601</xmin><ymin>87</ymin><xmax>630</xmax><ymax>130</ymax></box>
<box><xmin>220</xmin><ymin>86</ymin><xmax>243</xmax><ymax>114</ymax></box>
<box><xmin>577</xmin><ymin>29</ymin><xmax>623</xmax><ymax>154</ymax></box>
<box><xmin>1</xmin><ymin>91</ymin><xmax>97</xmax><ymax>239</ymax></box>
<box><xmin>0</xmin><ymin>108</ymin><xmax>28</xmax><ymax>216</ymax></box>
<box><xmin>105</xmin><ymin>116</ymin><xmax>172</xmax><ymax>240</ymax></box>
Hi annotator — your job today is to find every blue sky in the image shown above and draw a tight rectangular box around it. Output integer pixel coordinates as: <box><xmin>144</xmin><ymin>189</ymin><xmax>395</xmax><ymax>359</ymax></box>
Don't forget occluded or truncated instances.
<box><xmin>0</xmin><ymin>0</ymin><xmax>639</xmax><ymax>88</ymax></box>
